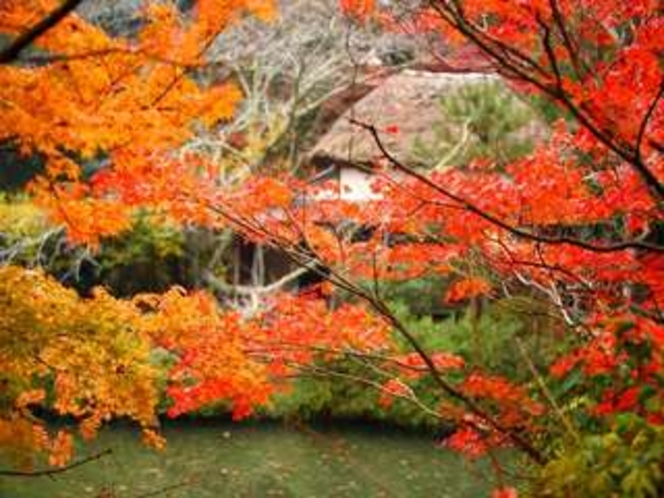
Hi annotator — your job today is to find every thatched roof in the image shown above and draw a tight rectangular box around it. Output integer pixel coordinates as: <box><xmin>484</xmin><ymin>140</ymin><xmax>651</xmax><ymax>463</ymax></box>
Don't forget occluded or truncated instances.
<box><xmin>309</xmin><ymin>70</ymin><xmax>541</xmax><ymax>168</ymax></box>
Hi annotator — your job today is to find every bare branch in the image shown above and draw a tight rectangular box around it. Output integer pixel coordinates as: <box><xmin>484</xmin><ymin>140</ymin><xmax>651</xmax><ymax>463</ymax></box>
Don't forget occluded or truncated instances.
<box><xmin>132</xmin><ymin>477</ymin><xmax>199</xmax><ymax>498</ymax></box>
<box><xmin>0</xmin><ymin>448</ymin><xmax>111</xmax><ymax>478</ymax></box>
<box><xmin>203</xmin><ymin>266</ymin><xmax>308</xmax><ymax>295</ymax></box>
<box><xmin>636</xmin><ymin>78</ymin><xmax>664</xmax><ymax>164</ymax></box>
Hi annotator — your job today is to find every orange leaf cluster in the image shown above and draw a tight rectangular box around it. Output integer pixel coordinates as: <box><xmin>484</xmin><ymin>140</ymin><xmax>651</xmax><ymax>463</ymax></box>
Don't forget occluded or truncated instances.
<box><xmin>0</xmin><ymin>0</ymin><xmax>271</xmax><ymax>246</ymax></box>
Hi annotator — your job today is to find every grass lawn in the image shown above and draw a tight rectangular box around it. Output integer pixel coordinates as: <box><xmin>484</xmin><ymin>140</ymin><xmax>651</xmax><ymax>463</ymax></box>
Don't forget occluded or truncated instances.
<box><xmin>1</xmin><ymin>420</ymin><xmax>497</xmax><ymax>497</ymax></box>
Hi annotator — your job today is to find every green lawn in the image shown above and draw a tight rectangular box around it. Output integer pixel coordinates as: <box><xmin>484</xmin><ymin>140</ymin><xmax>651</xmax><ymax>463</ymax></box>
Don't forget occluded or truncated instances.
<box><xmin>1</xmin><ymin>421</ymin><xmax>496</xmax><ymax>498</ymax></box>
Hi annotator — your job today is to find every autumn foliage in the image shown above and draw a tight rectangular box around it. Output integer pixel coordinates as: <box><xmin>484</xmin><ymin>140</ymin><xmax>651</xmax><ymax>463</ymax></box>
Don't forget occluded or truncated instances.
<box><xmin>0</xmin><ymin>265</ymin><xmax>162</xmax><ymax>467</ymax></box>
<box><xmin>1</xmin><ymin>0</ymin><xmax>664</xmax><ymax>495</ymax></box>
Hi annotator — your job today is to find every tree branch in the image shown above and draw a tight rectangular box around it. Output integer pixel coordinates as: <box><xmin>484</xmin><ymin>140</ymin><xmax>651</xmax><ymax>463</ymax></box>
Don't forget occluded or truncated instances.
<box><xmin>200</xmin><ymin>197</ymin><xmax>548</xmax><ymax>464</ymax></box>
<box><xmin>0</xmin><ymin>448</ymin><xmax>111</xmax><ymax>477</ymax></box>
<box><xmin>426</xmin><ymin>0</ymin><xmax>664</xmax><ymax>203</ymax></box>
<box><xmin>132</xmin><ymin>477</ymin><xmax>198</xmax><ymax>498</ymax></box>
<box><xmin>0</xmin><ymin>0</ymin><xmax>85</xmax><ymax>64</ymax></box>
<box><xmin>203</xmin><ymin>266</ymin><xmax>308</xmax><ymax>295</ymax></box>
<box><xmin>636</xmin><ymin>78</ymin><xmax>664</xmax><ymax>164</ymax></box>
<box><xmin>547</xmin><ymin>0</ymin><xmax>585</xmax><ymax>78</ymax></box>
<box><xmin>351</xmin><ymin>118</ymin><xmax>663</xmax><ymax>254</ymax></box>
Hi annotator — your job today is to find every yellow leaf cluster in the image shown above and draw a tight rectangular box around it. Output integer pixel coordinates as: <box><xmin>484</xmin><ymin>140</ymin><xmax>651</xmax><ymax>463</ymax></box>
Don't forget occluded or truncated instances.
<box><xmin>0</xmin><ymin>266</ymin><xmax>160</xmax><ymax>468</ymax></box>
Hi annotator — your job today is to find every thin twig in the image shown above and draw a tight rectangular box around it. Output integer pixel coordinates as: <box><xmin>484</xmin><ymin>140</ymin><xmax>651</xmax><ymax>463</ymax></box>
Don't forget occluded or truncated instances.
<box><xmin>0</xmin><ymin>448</ymin><xmax>112</xmax><ymax>478</ymax></box>
<box><xmin>132</xmin><ymin>477</ymin><xmax>199</xmax><ymax>498</ymax></box>
<box><xmin>636</xmin><ymin>79</ymin><xmax>664</xmax><ymax>164</ymax></box>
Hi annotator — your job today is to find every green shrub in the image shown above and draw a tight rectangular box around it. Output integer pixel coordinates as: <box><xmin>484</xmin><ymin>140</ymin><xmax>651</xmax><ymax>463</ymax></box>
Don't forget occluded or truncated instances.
<box><xmin>95</xmin><ymin>213</ymin><xmax>186</xmax><ymax>295</ymax></box>
<box><xmin>535</xmin><ymin>415</ymin><xmax>664</xmax><ymax>497</ymax></box>
<box><xmin>0</xmin><ymin>197</ymin><xmax>187</xmax><ymax>295</ymax></box>
<box><xmin>268</xmin><ymin>357</ymin><xmax>445</xmax><ymax>431</ymax></box>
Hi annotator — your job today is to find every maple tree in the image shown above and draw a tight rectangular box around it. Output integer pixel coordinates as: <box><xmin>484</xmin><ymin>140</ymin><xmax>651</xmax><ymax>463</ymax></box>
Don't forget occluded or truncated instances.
<box><xmin>182</xmin><ymin>0</ymin><xmax>663</xmax><ymax>492</ymax></box>
<box><xmin>1</xmin><ymin>0</ymin><xmax>663</xmax><ymax>496</ymax></box>
<box><xmin>317</xmin><ymin>1</ymin><xmax>663</xmax><ymax>494</ymax></box>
